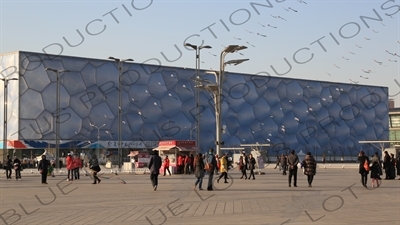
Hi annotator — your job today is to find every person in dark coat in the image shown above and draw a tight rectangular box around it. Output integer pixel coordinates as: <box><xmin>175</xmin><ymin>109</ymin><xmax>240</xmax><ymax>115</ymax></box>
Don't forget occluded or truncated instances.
<box><xmin>389</xmin><ymin>153</ymin><xmax>396</xmax><ymax>179</ymax></box>
<box><xmin>358</xmin><ymin>150</ymin><xmax>369</xmax><ymax>187</ymax></box>
<box><xmin>89</xmin><ymin>155</ymin><xmax>101</xmax><ymax>184</ymax></box>
<box><xmin>206</xmin><ymin>148</ymin><xmax>217</xmax><ymax>191</ymax></box>
<box><xmin>302</xmin><ymin>152</ymin><xmax>316</xmax><ymax>187</ymax></box>
<box><xmin>370</xmin><ymin>152</ymin><xmax>381</xmax><ymax>187</ymax></box>
<box><xmin>248</xmin><ymin>154</ymin><xmax>256</xmax><ymax>180</ymax></box>
<box><xmin>287</xmin><ymin>150</ymin><xmax>299</xmax><ymax>187</ymax></box>
<box><xmin>38</xmin><ymin>155</ymin><xmax>50</xmax><ymax>184</ymax></box>
<box><xmin>5</xmin><ymin>155</ymin><xmax>12</xmax><ymax>179</ymax></box>
<box><xmin>383</xmin><ymin>151</ymin><xmax>390</xmax><ymax>179</ymax></box>
<box><xmin>194</xmin><ymin>153</ymin><xmax>205</xmax><ymax>190</ymax></box>
<box><xmin>396</xmin><ymin>153</ymin><xmax>400</xmax><ymax>180</ymax></box>
<box><xmin>370</xmin><ymin>152</ymin><xmax>382</xmax><ymax>180</ymax></box>
<box><xmin>13</xmin><ymin>156</ymin><xmax>22</xmax><ymax>180</ymax></box>
<box><xmin>239</xmin><ymin>153</ymin><xmax>248</xmax><ymax>179</ymax></box>
<box><xmin>148</xmin><ymin>150</ymin><xmax>162</xmax><ymax>191</ymax></box>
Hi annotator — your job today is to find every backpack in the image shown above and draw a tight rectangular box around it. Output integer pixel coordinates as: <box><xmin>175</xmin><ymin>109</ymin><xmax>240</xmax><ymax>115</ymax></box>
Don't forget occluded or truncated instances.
<box><xmin>363</xmin><ymin>159</ymin><xmax>370</xmax><ymax>172</ymax></box>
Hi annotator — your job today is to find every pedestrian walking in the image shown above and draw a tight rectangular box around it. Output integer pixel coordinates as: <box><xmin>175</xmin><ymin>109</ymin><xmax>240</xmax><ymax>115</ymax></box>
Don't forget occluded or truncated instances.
<box><xmin>148</xmin><ymin>150</ymin><xmax>162</xmax><ymax>191</ymax></box>
<box><xmin>287</xmin><ymin>150</ymin><xmax>299</xmax><ymax>187</ymax></box>
<box><xmin>370</xmin><ymin>153</ymin><xmax>381</xmax><ymax>187</ymax></box>
<box><xmin>215</xmin><ymin>154</ymin><xmax>220</xmax><ymax>175</ymax></box>
<box><xmin>66</xmin><ymin>153</ymin><xmax>74</xmax><ymax>181</ymax></box>
<box><xmin>274</xmin><ymin>155</ymin><xmax>280</xmax><ymax>169</ymax></box>
<box><xmin>5</xmin><ymin>155</ymin><xmax>12</xmax><ymax>179</ymax></box>
<box><xmin>89</xmin><ymin>155</ymin><xmax>101</xmax><ymax>184</ymax></box>
<box><xmin>280</xmin><ymin>154</ymin><xmax>287</xmax><ymax>175</ymax></box>
<box><xmin>194</xmin><ymin>153</ymin><xmax>205</xmax><ymax>190</ymax></box>
<box><xmin>358</xmin><ymin>150</ymin><xmax>369</xmax><ymax>187</ymax></box>
<box><xmin>302</xmin><ymin>152</ymin><xmax>316</xmax><ymax>187</ymax></box>
<box><xmin>383</xmin><ymin>151</ymin><xmax>390</xmax><ymax>179</ymax></box>
<box><xmin>13</xmin><ymin>156</ymin><xmax>22</xmax><ymax>180</ymax></box>
<box><xmin>48</xmin><ymin>160</ymin><xmax>55</xmax><ymax>177</ymax></box>
<box><xmin>38</xmin><ymin>155</ymin><xmax>50</xmax><ymax>184</ymax></box>
<box><xmin>163</xmin><ymin>155</ymin><xmax>171</xmax><ymax>176</ymax></box>
<box><xmin>239</xmin><ymin>153</ymin><xmax>248</xmax><ymax>179</ymax></box>
<box><xmin>389</xmin><ymin>153</ymin><xmax>396</xmax><ymax>179</ymax></box>
<box><xmin>248</xmin><ymin>154</ymin><xmax>256</xmax><ymax>180</ymax></box>
<box><xmin>396</xmin><ymin>153</ymin><xmax>400</xmax><ymax>180</ymax></box>
<box><xmin>371</xmin><ymin>152</ymin><xmax>382</xmax><ymax>180</ymax></box>
<box><xmin>73</xmin><ymin>154</ymin><xmax>81</xmax><ymax>180</ymax></box>
<box><xmin>217</xmin><ymin>153</ymin><xmax>229</xmax><ymax>183</ymax></box>
<box><xmin>206</xmin><ymin>148</ymin><xmax>217</xmax><ymax>191</ymax></box>
<box><xmin>184</xmin><ymin>154</ymin><xmax>192</xmax><ymax>175</ymax></box>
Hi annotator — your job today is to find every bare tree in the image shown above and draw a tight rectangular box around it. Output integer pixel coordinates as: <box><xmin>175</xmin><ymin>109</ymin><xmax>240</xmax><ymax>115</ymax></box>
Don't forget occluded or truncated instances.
<box><xmin>338</xmin><ymin>146</ymin><xmax>346</xmax><ymax>162</ymax></box>
<box><xmin>331</xmin><ymin>149</ymin><xmax>339</xmax><ymax>162</ymax></box>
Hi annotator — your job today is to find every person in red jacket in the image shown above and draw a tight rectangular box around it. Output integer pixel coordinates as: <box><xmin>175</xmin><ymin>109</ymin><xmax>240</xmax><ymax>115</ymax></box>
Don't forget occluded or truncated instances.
<box><xmin>163</xmin><ymin>155</ymin><xmax>171</xmax><ymax>176</ymax></box>
<box><xmin>73</xmin><ymin>154</ymin><xmax>82</xmax><ymax>180</ymax></box>
<box><xmin>177</xmin><ymin>155</ymin><xmax>182</xmax><ymax>174</ymax></box>
<box><xmin>184</xmin><ymin>154</ymin><xmax>192</xmax><ymax>175</ymax></box>
<box><xmin>66</xmin><ymin>154</ymin><xmax>74</xmax><ymax>181</ymax></box>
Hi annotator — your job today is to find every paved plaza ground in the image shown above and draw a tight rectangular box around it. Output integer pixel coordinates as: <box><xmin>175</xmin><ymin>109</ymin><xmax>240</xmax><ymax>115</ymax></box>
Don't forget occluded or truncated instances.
<box><xmin>0</xmin><ymin>165</ymin><xmax>399</xmax><ymax>225</ymax></box>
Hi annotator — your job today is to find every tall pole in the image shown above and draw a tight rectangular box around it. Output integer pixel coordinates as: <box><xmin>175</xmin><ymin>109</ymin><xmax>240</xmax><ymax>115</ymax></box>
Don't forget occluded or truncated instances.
<box><xmin>56</xmin><ymin>70</ymin><xmax>60</xmax><ymax>168</ymax></box>
<box><xmin>195</xmin><ymin>48</ymin><xmax>200</xmax><ymax>149</ymax></box>
<box><xmin>108</xmin><ymin>57</ymin><xmax>133</xmax><ymax>169</ymax></box>
<box><xmin>45</xmin><ymin>68</ymin><xmax>69</xmax><ymax>169</ymax></box>
<box><xmin>118</xmin><ymin>60</ymin><xmax>122</xmax><ymax>169</ymax></box>
<box><xmin>184</xmin><ymin>43</ymin><xmax>211</xmax><ymax>151</ymax></box>
<box><xmin>215</xmin><ymin>45</ymin><xmax>248</xmax><ymax>156</ymax></box>
<box><xmin>3</xmin><ymin>80</ymin><xmax>8</xmax><ymax>161</ymax></box>
<box><xmin>90</xmin><ymin>123</ymin><xmax>106</xmax><ymax>159</ymax></box>
<box><xmin>1</xmin><ymin>78</ymin><xmax>18</xmax><ymax>162</ymax></box>
<box><xmin>216</xmin><ymin>52</ymin><xmax>225</xmax><ymax>156</ymax></box>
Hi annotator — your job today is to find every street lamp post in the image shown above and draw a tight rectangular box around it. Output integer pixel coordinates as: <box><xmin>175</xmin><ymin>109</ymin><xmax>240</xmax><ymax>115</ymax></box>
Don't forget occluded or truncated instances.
<box><xmin>89</xmin><ymin>123</ymin><xmax>106</xmax><ymax>158</ymax></box>
<box><xmin>45</xmin><ymin>68</ymin><xmax>70</xmax><ymax>169</ymax></box>
<box><xmin>184</xmin><ymin>43</ymin><xmax>212</xmax><ymax>150</ymax></box>
<box><xmin>1</xmin><ymin>77</ymin><xmax>18</xmax><ymax>162</ymax></box>
<box><xmin>108</xmin><ymin>57</ymin><xmax>134</xmax><ymax>169</ymax></box>
<box><xmin>198</xmin><ymin>45</ymin><xmax>248</xmax><ymax>156</ymax></box>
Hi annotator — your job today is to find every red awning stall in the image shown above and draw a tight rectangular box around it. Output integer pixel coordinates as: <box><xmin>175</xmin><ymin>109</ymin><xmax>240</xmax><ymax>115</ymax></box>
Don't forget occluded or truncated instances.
<box><xmin>153</xmin><ymin>140</ymin><xmax>199</xmax><ymax>174</ymax></box>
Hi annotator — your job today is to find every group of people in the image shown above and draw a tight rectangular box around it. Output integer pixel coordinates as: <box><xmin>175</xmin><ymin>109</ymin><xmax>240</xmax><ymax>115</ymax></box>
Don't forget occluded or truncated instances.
<box><xmin>358</xmin><ymin>150</ymin><xmax>400</xmax><ymax>188</ymax></box>
<box><xmin>383</xmin><ymin>151</ymin><xmax>399</xmax><ymax>180</ymax></box>
<box><xmin>65</xmin><ymin>153</ymin><xmax>83</xmax><ymax>181</ymax></box>
<box><xmin>273</xmin><ymin>151</ymin><xmax>317</xmax><ymax>187</ymax></box>
<box><xmin>238</xmin><ymin>152</ymin><xmax>257</xmax><ymax>180</ymax></box>
<box><xmin>148</xmin><ymin>148</ymin><xmax>223</xmax><ymax>191</ymax></box>
<box><xmin>147</xmin><ymin>148</ymin><xmax>319</xmax><ymax>191</ymax></box>
<box><xmin>4</xmin><ymin>155</ymin><xmax>22</xmax><ymax>180</ymax></box>
<box><xmin>176</xmin><ymin>154</ymin><xmax>194</xmax><ymax>175</ymax></box>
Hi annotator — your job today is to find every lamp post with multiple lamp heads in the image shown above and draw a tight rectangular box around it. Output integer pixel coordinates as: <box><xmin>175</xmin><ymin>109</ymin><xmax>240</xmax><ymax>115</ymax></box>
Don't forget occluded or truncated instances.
<box><xmin>107</xmin><ymin>57</ymin><xmax>134</xmax><ymax>169</ymax></box>
<box><xmin>184</xmin><ymin>43</ymin><xmax>212</xmax><ymax>150</ymax></box>
<box><xmin>195</xmin><ymin>45</ymin><xmax>248</xmax><ymax>156</ymax></box>
<box><xmin>44</xmin><ymin>68</ymin><xmax>70</xmax><ymax>169</ymax></box>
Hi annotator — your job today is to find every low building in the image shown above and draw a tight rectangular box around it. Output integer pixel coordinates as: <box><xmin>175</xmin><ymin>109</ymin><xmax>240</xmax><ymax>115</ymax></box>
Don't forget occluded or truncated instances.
<box><xmin>0</xmin><ymin>51</ymin><xmax>389</xmax><ymax>163</ymax></box>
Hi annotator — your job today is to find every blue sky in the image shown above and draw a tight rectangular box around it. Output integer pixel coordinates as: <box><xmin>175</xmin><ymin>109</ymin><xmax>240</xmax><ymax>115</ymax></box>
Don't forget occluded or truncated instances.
<box><xmin>1</xmin><ymin>0</ymin><xmax>399</xmax><ymax>104</ymax></box>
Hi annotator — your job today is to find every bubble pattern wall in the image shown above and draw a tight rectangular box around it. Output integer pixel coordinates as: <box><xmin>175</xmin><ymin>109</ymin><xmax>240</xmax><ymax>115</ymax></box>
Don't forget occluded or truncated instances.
<box><xmin>0</xmin><ymin>51</ymin><xmax>389</xmax><ymax>155</ymax></box>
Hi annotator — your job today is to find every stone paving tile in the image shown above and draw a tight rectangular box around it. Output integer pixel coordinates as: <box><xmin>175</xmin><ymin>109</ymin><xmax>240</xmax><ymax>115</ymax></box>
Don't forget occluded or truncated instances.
<box><xmin>1</xmin><ymin>167</ymin><xmax>399</xmax><ymax>225</ymax></box>
<box><xmin>224</xmin><ymin>200</ymin><xmax>234</xmax><ymax>214</ymax></box>
<box><xmin>192</xmin><ymin>202</ymin><xmax>209</xmax><ymax>217</ymax></box>
<box><xmin>250</xmin><ymin>199</ymin><xmax>262</xmax><ymax>213</ymax></box>
<box><xmin>214</xmin><ymin>201</ymin><xmax>225</xmax><ymax>215</ymax></box>
<box><xmin>180</xmin><ymin>202</ymin><xmax>199</xmax><ymax>218</ymax></box>
<box><xmin>233</xmin><ymin>200</ymin><xmax>243</xmax><ymax>214</ymax></box>
<box><xmin>203</xmin><ymin>201</ymin><xmax>217</xmax><ymax>216</ymax></box>
<box><xmin>123</xmin><ymin>205</ymin><xmax>156</xmax><ymax>222</ymax></box>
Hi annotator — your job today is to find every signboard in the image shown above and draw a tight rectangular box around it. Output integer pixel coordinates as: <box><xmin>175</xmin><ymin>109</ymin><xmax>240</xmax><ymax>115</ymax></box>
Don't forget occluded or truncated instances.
<box><xmin>158</xmin><ymin>140</ymin><xmax>195</xmax><ymax>147</ymax></box>
<box><xmin>135</xmin><ymin>152</ymin><xmax>150</xmax><ymax>168</ymax></box>
<box><xmin>257</xmin><ymin>156</ymin><xmax>264</xmax><ymax>169</ymax></box>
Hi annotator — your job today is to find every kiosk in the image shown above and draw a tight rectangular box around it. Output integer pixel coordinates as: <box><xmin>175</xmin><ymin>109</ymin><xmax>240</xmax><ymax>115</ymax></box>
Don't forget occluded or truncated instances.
<box><xmin>153</xmin><ymin>140</ymin><xmax>199</xmax><ymax>174</ymax></box>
